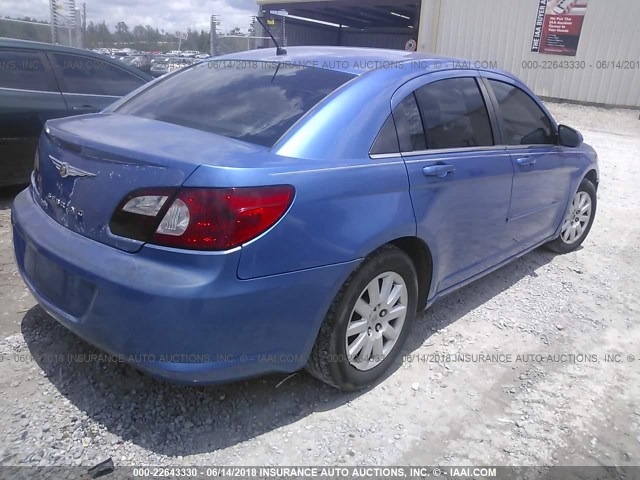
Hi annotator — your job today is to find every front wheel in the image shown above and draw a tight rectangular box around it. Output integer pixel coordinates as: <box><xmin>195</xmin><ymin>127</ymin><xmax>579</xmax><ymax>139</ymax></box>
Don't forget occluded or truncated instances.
<box><xmin>546</xmin><ymin>178</ymin><xmax>597</xmax><ymax>253</ymax></box>
<box><xmin>306</xmin><ymin>245</ymin><xmax>418</xmax><ymax>391</ymax></box>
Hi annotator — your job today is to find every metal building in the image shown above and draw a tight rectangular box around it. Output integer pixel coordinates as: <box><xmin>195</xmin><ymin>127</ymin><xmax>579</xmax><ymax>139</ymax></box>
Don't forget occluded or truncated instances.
<box><xmin>257</xmin><ymin>1</ymin><xmax>420</xmax><ymax>52</ymax></box>
<box><xmin>257</xmin><ymin>0</ymin><xmax>640</xmax><ymax>108</ymax></box>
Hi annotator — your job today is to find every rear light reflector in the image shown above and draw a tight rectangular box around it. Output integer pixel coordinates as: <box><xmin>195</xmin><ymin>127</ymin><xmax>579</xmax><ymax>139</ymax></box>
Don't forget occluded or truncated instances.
<box><xmin>156</xmin><ymin>198</ymin><xmax>189</xmax><ymax>236</ymax></box>
<box><xmin>110</xmin><ymin>187</ymin><xmax>177</xmax><ymax>242</ymax></box>
<box><xmin>122</xmin><ymin>195</ymin><xmax>168</xmax><ymax>216</ymax></box>
<box><xmin>110</xmin><ymin>185</ymin><xmax>294</xmax><ymax>250</ymax></box>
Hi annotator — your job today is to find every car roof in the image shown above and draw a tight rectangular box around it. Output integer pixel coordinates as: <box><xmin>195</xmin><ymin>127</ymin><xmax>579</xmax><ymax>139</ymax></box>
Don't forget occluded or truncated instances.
<box><xmin>0</xmin><ymin>37</ymin><xmax>152</xmax><ymax>80</ymax></box>
<box><xmin>219</xmin><ymin>46</ymin><xmax>454</xmax><ymax>75</ymax></box>
<box><xmin>218</xmin><ymin>46</ymin><xmax>519</xmax><ymax>82</ymax></box>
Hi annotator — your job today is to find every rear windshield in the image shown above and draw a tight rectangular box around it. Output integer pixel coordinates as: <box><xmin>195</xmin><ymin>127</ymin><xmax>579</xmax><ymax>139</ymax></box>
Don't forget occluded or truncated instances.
<box><xmin>116</xmin><ymin>60</ymin><xmax>355</xmax><ymax>147</ymax></box>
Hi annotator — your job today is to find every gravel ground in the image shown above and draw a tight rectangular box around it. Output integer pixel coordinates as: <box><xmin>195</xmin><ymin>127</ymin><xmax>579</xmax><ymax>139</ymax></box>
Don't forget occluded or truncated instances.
<box><xmin>0</xmin><ymin>186</ymin><xmax>32</xmax><ymax>339</ymax></box>
<box><xmin>0</xmin><ymin>102</ymin><xmax>639</xmax><ymax>469</ymax></box>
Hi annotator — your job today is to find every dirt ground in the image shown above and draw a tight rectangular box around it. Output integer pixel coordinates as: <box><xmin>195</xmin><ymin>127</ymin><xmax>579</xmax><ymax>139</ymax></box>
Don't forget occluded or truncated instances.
<box><xmin>0</xmin><ymin>102</ymin><xmax>638</xmax><ymax>468</ymax></box>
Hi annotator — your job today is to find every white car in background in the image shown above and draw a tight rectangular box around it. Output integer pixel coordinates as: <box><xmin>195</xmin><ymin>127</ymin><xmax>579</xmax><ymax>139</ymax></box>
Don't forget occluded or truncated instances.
<box><xmin>167</xmin><ymin>57</ymin><xmax>198</xmax><ymax>72</ymax></box>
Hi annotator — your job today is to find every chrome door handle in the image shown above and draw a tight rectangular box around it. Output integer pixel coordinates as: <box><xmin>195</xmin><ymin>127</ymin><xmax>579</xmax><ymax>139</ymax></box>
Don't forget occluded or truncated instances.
<box><xmin>516</xmin><ymin>157</ymin><xmax>536</xmax><ymax>166</ymax></box>
<box><xmin>72</xmin><ymin>105</ymin><xmax>97</xmax><ymax>112</ymax></box>
<box><xmin>422</xmin><ymin>164</ymin><xmax>456</xmax><ymax>178</ymax></box>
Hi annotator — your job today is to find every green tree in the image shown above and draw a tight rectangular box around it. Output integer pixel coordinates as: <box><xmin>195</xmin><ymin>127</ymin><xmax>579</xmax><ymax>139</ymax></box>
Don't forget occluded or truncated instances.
<box><xmin>114</xmin><ymin>21</ymin><xmax>130</xmax><ymax>45</ymax></box>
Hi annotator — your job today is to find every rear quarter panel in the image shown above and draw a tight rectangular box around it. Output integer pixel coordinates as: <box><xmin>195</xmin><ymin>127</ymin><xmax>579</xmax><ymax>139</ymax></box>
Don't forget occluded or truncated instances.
<box><xmin>184</xmin><ymin>157</ymin><xmax>416</xmax><ymax>279</ymax></box>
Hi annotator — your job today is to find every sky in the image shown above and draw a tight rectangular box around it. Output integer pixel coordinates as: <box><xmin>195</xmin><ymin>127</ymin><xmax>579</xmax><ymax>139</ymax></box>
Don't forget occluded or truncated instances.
<box><xmin>1</xmin><ymin>0</ymin><xmax>260</xmax><ymax>33</ymax></box>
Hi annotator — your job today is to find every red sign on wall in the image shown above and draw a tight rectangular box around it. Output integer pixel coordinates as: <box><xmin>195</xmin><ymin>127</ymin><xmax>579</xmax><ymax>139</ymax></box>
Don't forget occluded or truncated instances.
<box><xmin>531</xmin><ymin>0</ymin><xmax>589</xmax><ymax>56</ymax></box>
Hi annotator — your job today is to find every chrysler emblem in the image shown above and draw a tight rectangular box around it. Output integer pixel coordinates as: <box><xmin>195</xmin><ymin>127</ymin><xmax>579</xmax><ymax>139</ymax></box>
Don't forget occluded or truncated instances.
<box><xmin>49</xmin><ymin>155</ymin><xmax>96</xmax><ymax>179</ymax></box>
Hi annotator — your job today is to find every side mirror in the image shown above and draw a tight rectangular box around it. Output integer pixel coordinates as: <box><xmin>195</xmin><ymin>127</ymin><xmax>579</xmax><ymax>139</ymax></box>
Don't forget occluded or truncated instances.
<box><xmin>558</xmin><ymin>124</ymin><xmax>583</xmax><ymax>147</ymax></box>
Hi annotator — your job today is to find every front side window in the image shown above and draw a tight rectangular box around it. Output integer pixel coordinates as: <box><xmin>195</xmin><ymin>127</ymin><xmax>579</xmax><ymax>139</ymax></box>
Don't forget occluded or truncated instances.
<box><xmin>116</xmin><ymin>61</ymin><xmax>355</xmax><ymax>148</ymax></box>
<box><xmin>488</xmin><ymin>80</ymin><xmax>555</xmax><ymax>145</ymax></box>
<box><xmin>0</xmin><ymin>50</ymin><xmax>57</xmax><ymax>92</ymax></box>
<box><xmin>415</xmin><ymin>77</ymin><xmax>494</xmax><ymax>150</ymax></box>
<box><xmin>49</xmin><ymin>53</ymin><xmax>144</xmax><ymax>96</ymax></box>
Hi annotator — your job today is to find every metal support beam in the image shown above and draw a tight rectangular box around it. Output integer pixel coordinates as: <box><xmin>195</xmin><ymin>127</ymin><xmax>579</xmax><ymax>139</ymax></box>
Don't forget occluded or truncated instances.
<box><xmin>417</xmin><ymin>0</ymin><xmax>440</xmax><ymax>52</ymax></box>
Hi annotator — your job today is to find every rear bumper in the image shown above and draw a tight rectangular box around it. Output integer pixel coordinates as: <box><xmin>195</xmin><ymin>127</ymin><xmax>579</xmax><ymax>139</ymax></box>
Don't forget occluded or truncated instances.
<box><xmin>12</xmin><ymin>187</ymin><xmax>358</xmax><ymax>384</ymax></box>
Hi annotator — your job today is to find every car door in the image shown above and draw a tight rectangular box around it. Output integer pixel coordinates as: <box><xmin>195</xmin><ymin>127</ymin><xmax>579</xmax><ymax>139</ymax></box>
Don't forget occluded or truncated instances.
<box><xmin>393</xmin><ymin>71</ymin><xmax>514</xmax><ymax>293</ymax></box>
<box><xmin>482</xmin><ymin>74</ymin><xmax>573</xmax><ymax>248</ymax></box>
<box><xmin>0</xmin><ymin>48</ymin><xmax>68</xmax><ymax>186</ymax></box>
<box><xmin>47</xmin><ymin>52</ymin><xmax>146</xmax><ymax>113</ymax></box>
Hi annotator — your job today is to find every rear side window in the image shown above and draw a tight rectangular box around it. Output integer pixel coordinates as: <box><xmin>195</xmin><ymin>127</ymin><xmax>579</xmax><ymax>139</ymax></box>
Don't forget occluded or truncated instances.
<box><xmin>370</xmin><ymin>116</ymin><xmax>399</xmax><ymax>155</ymax></box>
<box><xmin>116</xmin><ymin>61</ymin><xmax>355</xmax><ymax>148</ymax></box>
<box><xmin>0</xmin><ymin>50</ymin><xmax>57</xmax><ymax>92</ymax></box>
<box><xmin>393</xmin><ymin>94</ymin><xmax>426</xmax><ymax>152</ymax></box>
<box><xmin>49</xmin><ymin>53</ymin><xmax>144</xmax><ymax>97</ymax></box>
<box><xmin>488</xmin><ymin>80</ymin><xmax>555</xmax><ymax>145</ymax></box>
<box><xmin>415</xmin><ymin>77</ymin><xmax>494</xmax><ymax>149</ymax></box>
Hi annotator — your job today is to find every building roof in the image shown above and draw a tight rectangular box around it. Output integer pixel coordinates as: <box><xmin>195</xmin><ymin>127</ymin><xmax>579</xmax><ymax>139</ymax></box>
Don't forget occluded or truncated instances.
<box><xmin>257</xmin><ymin>0</ymin><xmax>419</xmax><ymax>30</ymax></box>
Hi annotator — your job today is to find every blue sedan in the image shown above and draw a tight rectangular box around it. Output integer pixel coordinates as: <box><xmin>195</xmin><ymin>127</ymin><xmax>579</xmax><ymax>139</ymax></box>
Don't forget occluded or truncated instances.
<box><xmin>11</xmin><ymin>47</ymin><xmax>598</xmax><ymax>390</ymax></box>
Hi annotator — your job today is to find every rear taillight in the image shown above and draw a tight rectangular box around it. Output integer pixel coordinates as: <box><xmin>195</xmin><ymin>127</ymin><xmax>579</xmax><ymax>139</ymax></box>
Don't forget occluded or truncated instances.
<box><xmin>110</xmin><ymin>186</ymin><xmax>294</xmax><ymax>250</ymax></box>
<box><xmin>33</xmin><ymin>148</ymin><xmax>41</xmax><ymax>193</ymax></box>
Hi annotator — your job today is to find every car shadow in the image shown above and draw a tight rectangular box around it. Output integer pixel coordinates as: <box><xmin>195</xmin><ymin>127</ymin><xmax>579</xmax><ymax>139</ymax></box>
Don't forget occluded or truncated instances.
<box><xmin>402</xmin><ymin>246</ymin><xmax>562</xmax><ymax>354</ymax></box>
<box><xmin>21</xmin><ymin>247</ymin><xmax>557</xmax><ymax>457</ymax></box>
<box><xmin>0</xmin><ymin>185</ymin><xmax>27</xmax><ymax>212</ymax></box>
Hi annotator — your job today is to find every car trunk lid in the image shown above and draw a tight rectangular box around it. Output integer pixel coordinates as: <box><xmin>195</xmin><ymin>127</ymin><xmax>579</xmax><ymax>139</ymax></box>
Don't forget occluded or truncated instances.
<box><xmin>35</xmin><ymin>113</ymin><xmax>267</xmax><ymax>253</ymax></box>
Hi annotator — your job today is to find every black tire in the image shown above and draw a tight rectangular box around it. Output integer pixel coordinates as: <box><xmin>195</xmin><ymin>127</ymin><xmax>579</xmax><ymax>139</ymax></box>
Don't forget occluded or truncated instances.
<box><xmin>306</xmin><ymin>245</ymin><xmax>418</xmax><ymax>391</ymax></box>
<box><xmin>546</xmin><ymin>178</ymin><xmax>597</xmax><ymax>254</ymax></box>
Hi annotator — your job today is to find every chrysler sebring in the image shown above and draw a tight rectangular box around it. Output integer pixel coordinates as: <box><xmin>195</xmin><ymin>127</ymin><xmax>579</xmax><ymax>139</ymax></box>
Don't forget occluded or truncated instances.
<box><xmin>11</xmin><ymin>47</ymin><xmax>598</xmax><ymax>390</ymax></box>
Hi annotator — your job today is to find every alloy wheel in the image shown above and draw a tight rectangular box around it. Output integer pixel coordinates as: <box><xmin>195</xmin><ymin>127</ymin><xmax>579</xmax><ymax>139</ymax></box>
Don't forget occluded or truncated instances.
<box><xmin>560</xmin><ymin>191</ymin><xmax>592</xmax><ymax>244</ymax></box>
<box><xmin>345</xmin><ymin>271</ymin><xmax>408</xmax><ymax>371</ymax></box>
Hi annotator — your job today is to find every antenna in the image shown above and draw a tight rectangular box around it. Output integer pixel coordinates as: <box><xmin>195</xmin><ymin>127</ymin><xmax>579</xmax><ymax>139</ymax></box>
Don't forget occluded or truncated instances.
<box><xmin>255</xmin><ymin>16</ymin><xmax>287</xmax><ymax>55</ymax></box>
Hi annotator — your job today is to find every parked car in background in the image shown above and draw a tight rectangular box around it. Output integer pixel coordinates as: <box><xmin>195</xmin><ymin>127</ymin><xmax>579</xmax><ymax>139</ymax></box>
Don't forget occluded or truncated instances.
<box><xmin>150</xmin><ymin>55</ymin><xmax>168</xmax><ymax>65</ymax></box>
<box><xmin>11</xmin><ymin>47</ymin><xmax>598</xmax><ymax>390</ymax></box>
<box><xmin>150</xmin><ymin>57</ymin><xmax>196</xmax><ymax>77</ymax></box>
<box><xmin>149</xmin><ymin>56</ymin><xmax>171</xmax><ymax>77</ymax></box>
<box><xmin>121</xmin><ymin>54</ymin><xmax>153</xmax><ymax>73</ymax></box>
<box><xmin>0</xmin><ymin>38</ymin><xmax>151</xmax><ymax>187</ymax></box>
<box><xmin>167</xmin><ymin>57</ymin><xmax>198</xmax><ymax>74</ymax></box>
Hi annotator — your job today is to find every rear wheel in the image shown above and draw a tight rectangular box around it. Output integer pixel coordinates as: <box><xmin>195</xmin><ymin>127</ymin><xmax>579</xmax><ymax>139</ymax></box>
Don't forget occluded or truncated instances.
<box><xmin>306</xmin><ymin>245</ymin><xmax>418</xmax><ymax>391</ymax></box>
<box><xmin>546</xmin><ymin>178</ymin><xmax>597</xmax><ymax>253</ymax></box>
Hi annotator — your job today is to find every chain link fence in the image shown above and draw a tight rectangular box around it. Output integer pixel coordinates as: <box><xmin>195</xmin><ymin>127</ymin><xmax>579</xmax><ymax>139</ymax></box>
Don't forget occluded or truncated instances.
<box><xmin>214</xmin><ymin>35</ymin><xmax>275</xmax><ymax>55</ymax></box>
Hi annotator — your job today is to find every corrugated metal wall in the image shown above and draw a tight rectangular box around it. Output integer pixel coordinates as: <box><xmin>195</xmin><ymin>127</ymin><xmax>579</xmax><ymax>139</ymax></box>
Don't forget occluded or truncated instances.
<box><xmin>342</xmin><ymin>30</ymin><xmax>414</xmax><ymax>50</ymax></box>
<box><xmin>284</xmin><ymin>19</ymin><xmax>413</xmax><ymax>51</ymax></box>
<box><xmin>428</xmin><ymin>0</ymin><xmax>640</xmax><ymax>107</ymax></box>
<box><xmin>285</xmin><ymin>19</ymin><xmax>339</xmax><ymax>46</ymax></box>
